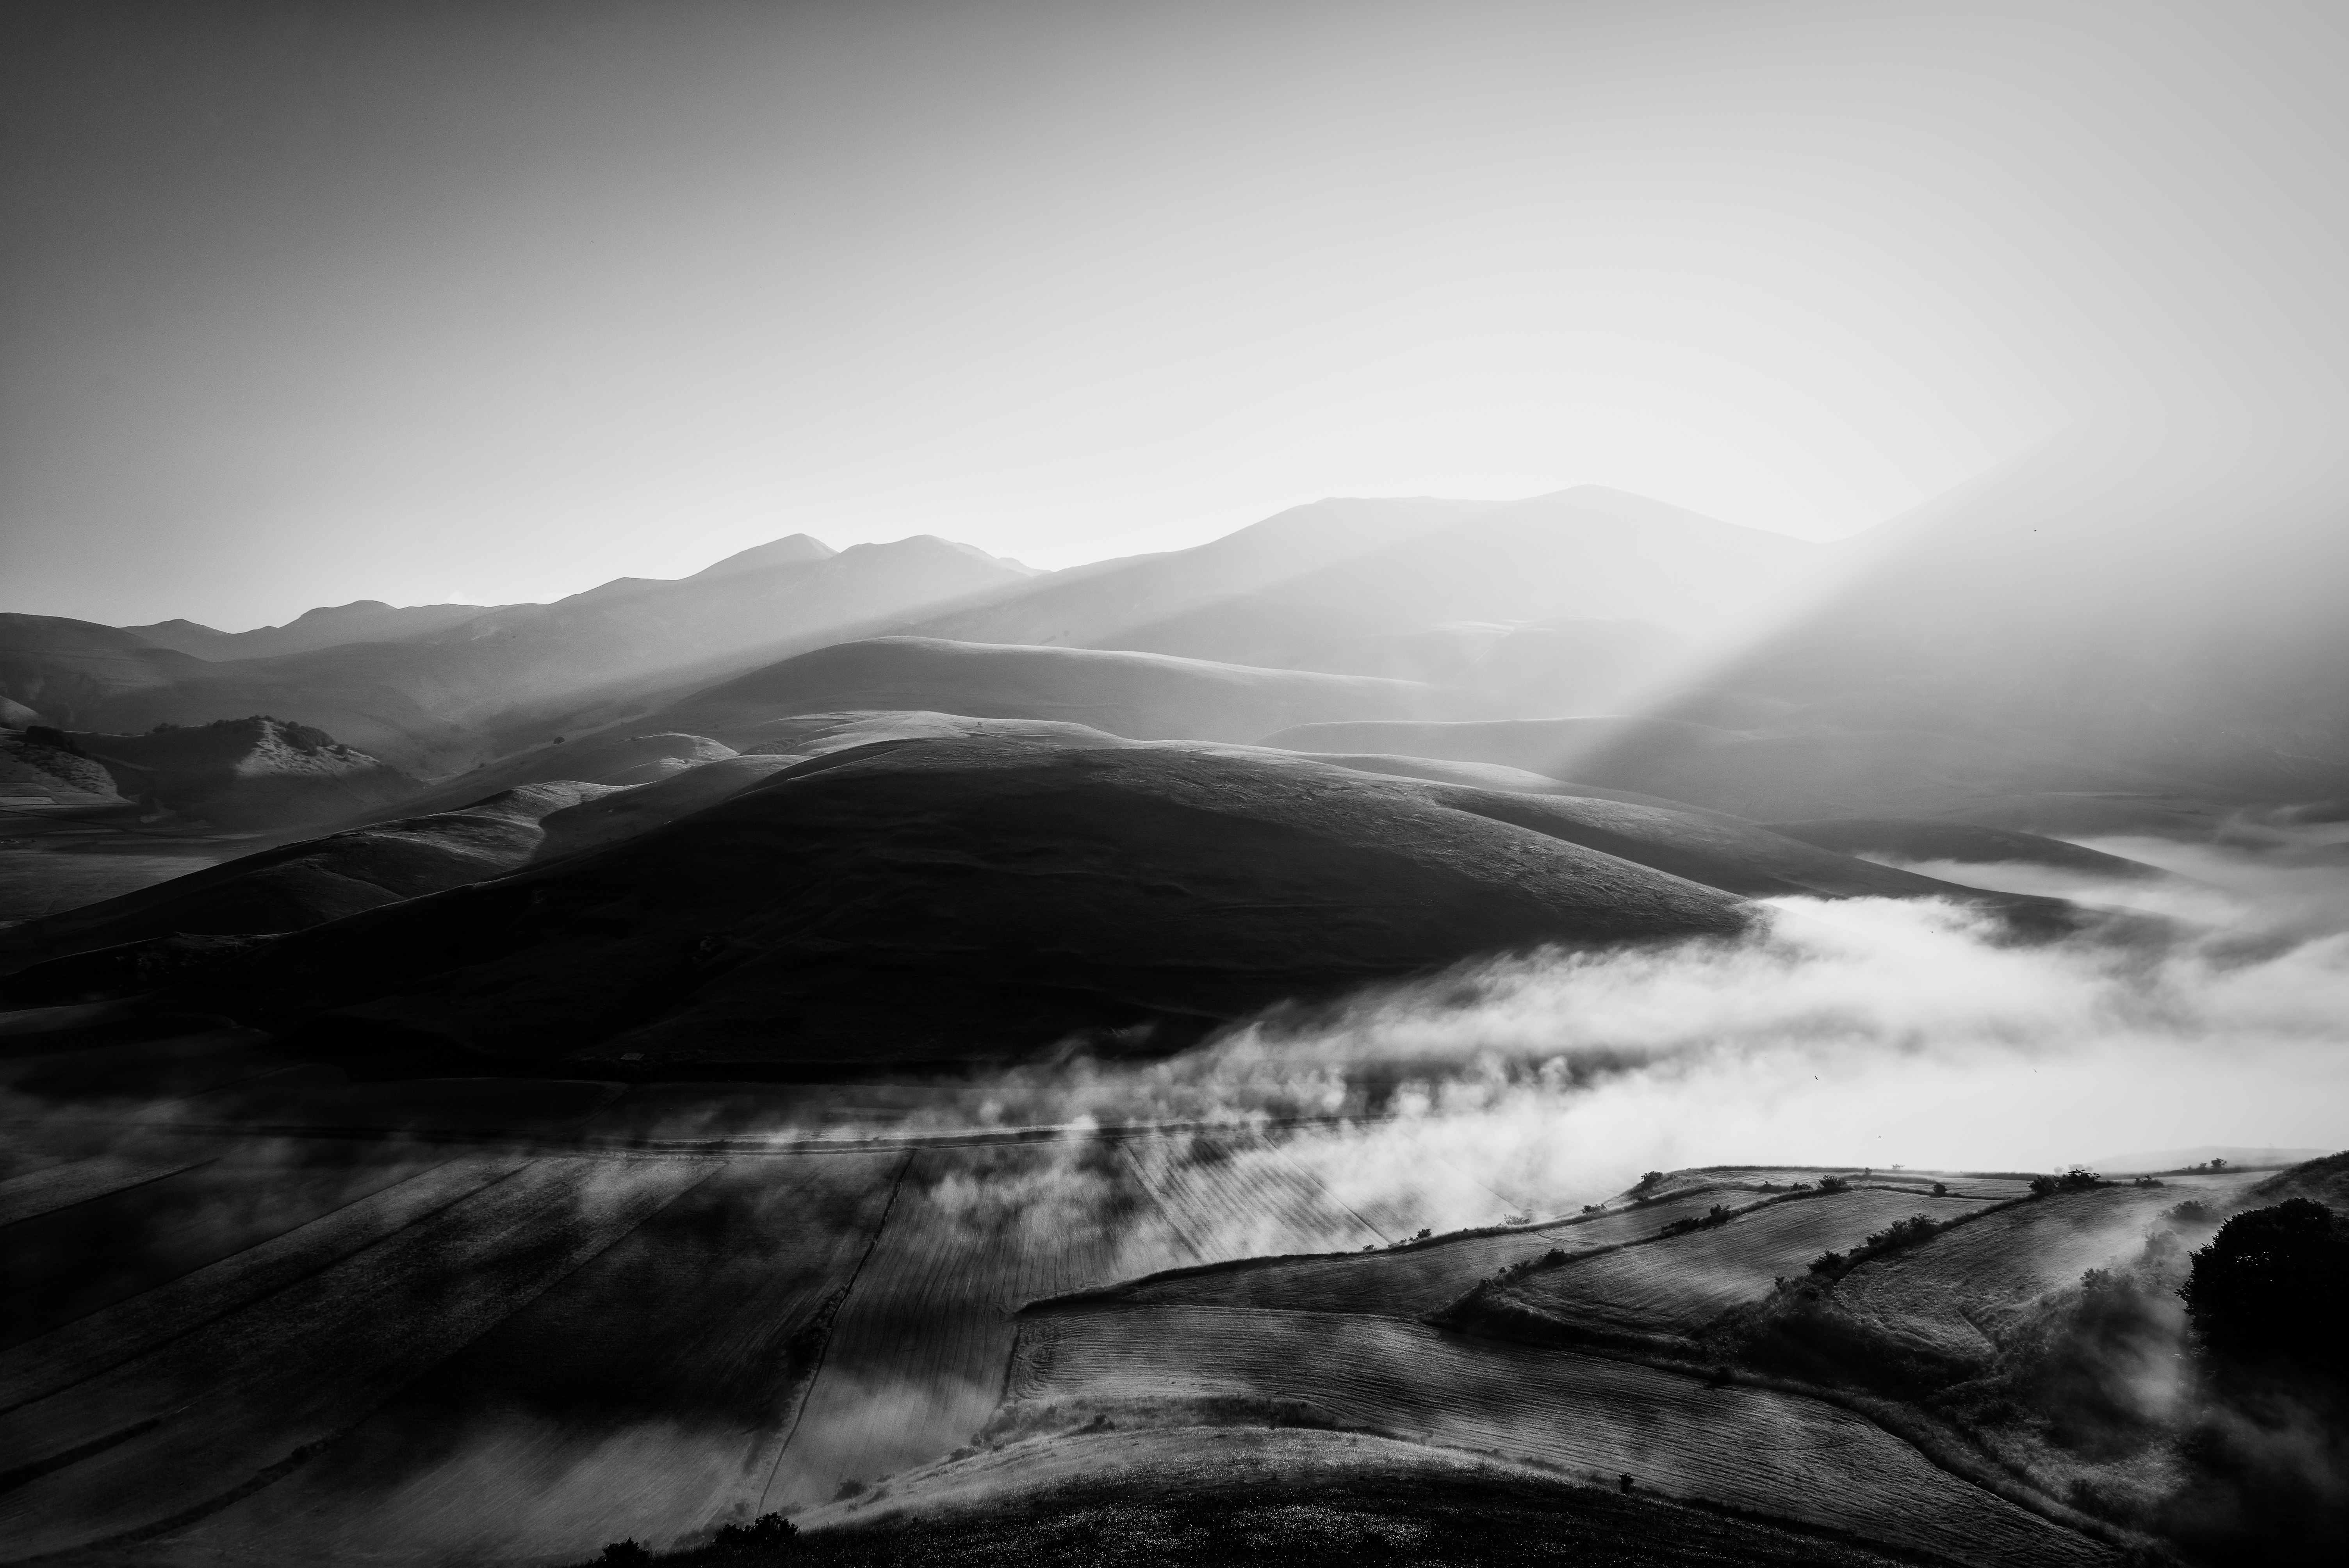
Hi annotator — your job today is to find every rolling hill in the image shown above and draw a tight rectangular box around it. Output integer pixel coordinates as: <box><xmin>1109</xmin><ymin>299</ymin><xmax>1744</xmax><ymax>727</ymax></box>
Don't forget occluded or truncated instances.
<box><xmin>646</xmin><ymin>637</ymin><xmax>1492</xmax><ymax>748</ymax></box>
<box><xmin>191</xmin><ymin>735</ymin><xmax>1753</xmax><ymax>1073</ymax></box>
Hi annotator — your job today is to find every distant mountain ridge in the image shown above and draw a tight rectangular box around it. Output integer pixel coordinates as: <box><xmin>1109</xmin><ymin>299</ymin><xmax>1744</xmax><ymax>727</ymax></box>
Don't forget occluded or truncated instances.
<box><xmin>2</xmin><ymin>533</ymin><xmax>1035</xmax><ymax>774</ymax></box>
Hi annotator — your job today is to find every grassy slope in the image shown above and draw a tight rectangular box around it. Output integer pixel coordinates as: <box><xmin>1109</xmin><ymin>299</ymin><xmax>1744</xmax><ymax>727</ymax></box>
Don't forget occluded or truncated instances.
<box><xmin>1005</xmin><ymin>1303</ymin><xmax>2109</xmax><ymax>1568</ymax></box>
<box><xmin>1498</xmin><ymin>1188</ymin><xmax>2005</xmax><ymax>1340</ymax></box>
<box><xmin>766</xmin><ymin>1427</ymin><xmax>1923</xmax><ymax>1567</ymax></box>
<box><xmin>1101</xmin><ymin>1189</ymin><xmax>1743</xmax><ymax>1319</ymax></box>
<box><xmin>1837</xmin><ymin>1178</ymin><xmax>2255</xmax><ymax>1363</ymax></box>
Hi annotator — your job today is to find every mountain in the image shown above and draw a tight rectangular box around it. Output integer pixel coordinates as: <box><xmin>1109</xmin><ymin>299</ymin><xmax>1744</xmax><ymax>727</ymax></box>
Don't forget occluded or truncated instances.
<box><xmin>8</xmin><ymin>535</ymin><xmax>1034</xmax><ymax>779</ymax></box>
<box><xmin>0</xmin><ymin>615</ymin><xmax>497</xmax><ymax>775</ymax></box>
<box><xmin>1697</xmin><ymin>410</ymin><xmax>2349</xmax><ymax>796</ymax></box>
<box><xmin>643</xmin><ymin>637</ymin><xmax>1491</xmax><ymax>748</ymax></box>
<box><xmin>123</xmin><ymin>600</ymin><xmax>512</xmax><ymax>660</ymax></box>
<box><xmin>894</xmin><ymin>488</ymin><xmax>1820</xmax><ymax>714</ymax></box>
<box><xmin>1256</xmin><ymin>715</ymin><xmax>2180</xmax><ymax>823</ymax></box>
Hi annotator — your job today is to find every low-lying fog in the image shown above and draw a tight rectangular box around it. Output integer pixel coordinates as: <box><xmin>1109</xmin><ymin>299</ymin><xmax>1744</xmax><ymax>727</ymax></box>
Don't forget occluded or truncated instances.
<box><xmin>878</xmin><ymin>821</ymin><xmax>2349</xmax><ymax>1229</ymax></box>
<box><xmin>10</xmin><ymin>824</ymin><xmax>2343</xmax><ymax>1248</ymax></box>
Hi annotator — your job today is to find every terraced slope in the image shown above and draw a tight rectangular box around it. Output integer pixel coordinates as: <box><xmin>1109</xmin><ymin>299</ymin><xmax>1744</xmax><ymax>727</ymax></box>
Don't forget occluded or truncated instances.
<box><xmin>1100</xmin><ymin>1188</ymin><xmax>1752</xmax><ymax>1319</ymax></box>
<box><xmin>1493</xmin><ymin>1188</ymin><xmax>2004</xmax><ymax>1341</ymax></box>
<box><xmin>1009</xmin><ymin>1304</ymin><xmax>2110</xmax><ymax>1568</ymax></box>
<box><xmin>1836</xmin><ymin>1178</ymin><xmax>2255</xmax><ymax>1367</ymax></box>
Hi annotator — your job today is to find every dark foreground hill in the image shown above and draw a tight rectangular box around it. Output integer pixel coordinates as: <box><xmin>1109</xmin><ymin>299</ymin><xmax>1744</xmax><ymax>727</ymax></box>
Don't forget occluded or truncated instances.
<box><xmin>195</xmin><ymin>736</ymin><xmax>1751</xmax><ymax>1072</ymax></box>
<box><xmin>0</xmin><ymin>781</ymin><xmax>618</xmax><ymax>1000</ymax></box>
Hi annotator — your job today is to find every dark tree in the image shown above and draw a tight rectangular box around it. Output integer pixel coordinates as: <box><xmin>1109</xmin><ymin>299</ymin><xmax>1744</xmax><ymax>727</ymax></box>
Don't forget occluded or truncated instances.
<box><xmin>2180</xmin><ymin>1199</ymin><xmax>2349</xmax><ymax>1388</ymax></box>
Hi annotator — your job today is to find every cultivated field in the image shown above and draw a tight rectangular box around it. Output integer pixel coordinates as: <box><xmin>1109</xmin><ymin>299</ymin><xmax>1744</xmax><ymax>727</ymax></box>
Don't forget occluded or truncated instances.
<box><xmin>1836</xmin><ymin>1177</ymin><xmax>2256</xmax><ymax>1364</ymax></box>
<box><xmin>1006</xmin><ymin>1303</ymin><xmax>2112</xmax><ymax>1568</ymax></box>
<box><xmin>766</xmin><ymin>1132</ymin><xmax>1377</xmax><ymax>1509</ymax></box>
<box><xmin>1495</xmin><ymin>1186</ymin><xmax>2005</xmax><ymax>1340</ymax></box>
<box><xmin>168</xmin><ymin>1150</ymin><xmax>904</xmax><ymax>1566</ymax></box>
<box><xmin>0</xmin><ymin>1008</ymin><xmax>2173</xmax><ymax>1568</ymax></box>
<box><xmin>0</xmin><ymin>1153</ymin><xmax>714</xmax><ymax>1559</ymax></box>
<box><xmin>1105</xmin><ymin>1187</ymin><xmax>1756</xmax><ymax>1319</ymax></box>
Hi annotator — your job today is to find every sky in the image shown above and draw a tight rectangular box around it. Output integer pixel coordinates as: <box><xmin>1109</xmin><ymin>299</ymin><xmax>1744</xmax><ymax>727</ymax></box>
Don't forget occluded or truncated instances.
<box><xmin>5</xmin><ymin>0</ymin><xmax>2349</xmax><ymax>630</ymax></box>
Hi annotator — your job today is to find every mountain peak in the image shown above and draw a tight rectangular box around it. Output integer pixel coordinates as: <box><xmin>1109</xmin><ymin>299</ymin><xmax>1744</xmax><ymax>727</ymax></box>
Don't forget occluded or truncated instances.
<box><xmin>689</xmin><ymin>534</ymin><xmax>838</xmax><ymax>579</ymax></box>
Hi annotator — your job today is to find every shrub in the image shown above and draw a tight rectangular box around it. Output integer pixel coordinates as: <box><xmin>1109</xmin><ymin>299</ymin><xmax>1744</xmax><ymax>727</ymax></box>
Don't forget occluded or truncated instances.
<box><xmin>709</xmin><ymin>1513</ymin><xmax>798</xmax><ymax>1557</ymax></box>
<box><xmin>1931</xmin><ymin>1181</ymin><xmax>1948</xmax><ymax>1197</ymax></box>
<box><xmin>1807</xmin><ymin>1213</ymin><xmax>1944</xmax><ymax>1282</ymax></box>
<box><xmin>598</xmin><ymin>1543</ymin><xmax>652</xmax><ymax>1566</ymax></box>
<box><xmin>1816</xmin><ymin>1175</ymin><xmax>1850</xmax><ymax>1194</ymax></box>
<box><xmin>832</xmin><ymin>1479</ymin><xmax>866</xmax><ymax>1501</ymax></box>
<box><xmin>2030</xmin><ymin>1166</ymin><xmax>2103</xmax><ymax>1197</ymax></box>
<box><xmin>2167</xmin><ymin>1199</ymin><xmax>2215</xmax><ymax>1228</ymax></box>
<box><xmin>1632</xmin><ymin>1170</ymin><xmax>1665</xmax><ymax>1193</ymax></box>
<box><xmin>1662</xmin><ymin>1204</ymin><xmax>1735</xmax><ymax>1238</ymax></box>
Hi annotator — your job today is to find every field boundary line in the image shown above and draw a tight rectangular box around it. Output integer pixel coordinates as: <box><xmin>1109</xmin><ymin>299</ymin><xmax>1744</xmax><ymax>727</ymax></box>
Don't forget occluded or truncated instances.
<box><xmin>0</xmin><ymin>1154</ymin><xmax>526</xmax><ymax>1419</ymax></box>
<box><xmin>757</xmin><ymin>1146</ymin><xmax>913</xmax><ymax>1514</ymax></box>
<box><xmin>1437</xmin><ymin>1283</ymin><xmax>2147</xmax><ymax>1561</ymax></box>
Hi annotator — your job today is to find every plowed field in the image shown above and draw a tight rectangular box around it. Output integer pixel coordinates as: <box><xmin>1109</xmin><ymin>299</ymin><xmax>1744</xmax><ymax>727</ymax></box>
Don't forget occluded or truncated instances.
<box><xmin>0</xmin><ymin>1154</ymin><xmax>713</xmax><ymax>1559</ymax></box>
<box><xmin>1498</xmin><ymin>1188</ymin><xmax>2003</xmax><ymax>1339</ymax></box>
<box><xmin>0</xmin><ymin>1144</ymin><xmax>216</xmax><ymax>1229</ymax></box>
<box><xmin>1105</xmin><ymin>1188</ymin><xmax>1757</xmax><ymax>1319</ymax></box>
<box><xmin>0</xmin><ymin>1143</ymin><xmax>457</xmax><ymax>1348</ymax></box>
<box><xmin>1009</xmin><ymin>1303</ymin><xmax>2111</xmax><ymax>1568</ymax></box>
<box><xmin>168</xmin><ymin>1150</ymin><xmax>902</xmax><ymax>1565</ymax></box>
<box><xmin>1838</xmin><ymin>1179</ymin><xmax>2256</xmax><ymax>1363</ymax></box>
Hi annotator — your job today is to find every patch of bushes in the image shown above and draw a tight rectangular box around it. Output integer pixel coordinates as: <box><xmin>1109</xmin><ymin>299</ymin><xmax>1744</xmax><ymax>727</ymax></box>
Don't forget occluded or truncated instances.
<box><xmin>2028</xmin><ymin>1166</ymin><xmax>2103</xmax><ymax>1197</ymax></box>
<box><xmin>1806</xmin><ymin>1213</ymin><xmax>1942</xmax><ymax>1283</ymax></box>
<box><xmin>1659</xmin><ymin>1204</ymin><xmax>1734</xmax><ymax>1238</ymax></box>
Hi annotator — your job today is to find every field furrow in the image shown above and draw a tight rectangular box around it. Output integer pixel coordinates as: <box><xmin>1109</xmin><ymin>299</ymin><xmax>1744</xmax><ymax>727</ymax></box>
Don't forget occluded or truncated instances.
<box><xmin>1500</xmin><ymin>1188</ymin><xmax>2005</xmax><ymax>1338</ymax></box>
<box><xmin>1839</xmin><ymin>1179</ymin><xmax>2253</xmax><ymax>1363</ymax></box>
<box><xmin>0</xmin><ymin>1143</ymin><xmax>463</xmax><ymax>1352</ymax></box>
<box><xmin>1012</xmin><ymin>1304</ymin><xmax>2110</xmax><ymax>1568</ymax></box>
<box><xmin>162</xmin><ymin>1150</ymin><xmax>902</xmax><ymax>1566</ymax></box>
<box><xmin>0</xmin><ymin>1147</ymin><xmax>216</xmax><ymax>1229</ymax></box>
<box><xmin>0</xmin><ymin>1153</ymin><xmax>530</xmax><ymax>1415</ymax></box>
<box><xmin>769</xmin><ymin>1141</ymin><xmax>1195</xmax><ymax>1509</ymax></box>
<box><xmin>1114</xmin><ymin>1133</ymin><xmax>1387</xmax><ymax>1263</ymax></box>
<box><xmin>0</xmin><ymin>1154</ymin><xmax>715</xmax><ymax>1559</ymax></box>
<box><xmin>1107</xmin><ymin>1188</ymin><xmax>1756</xmax><ymax>1319</ymax></box>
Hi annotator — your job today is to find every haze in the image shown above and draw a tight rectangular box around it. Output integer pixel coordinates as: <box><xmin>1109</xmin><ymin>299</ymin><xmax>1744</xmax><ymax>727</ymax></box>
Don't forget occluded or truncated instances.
<box><xmin>11</xmin><ymin>0</ymin><xmax>2349</xmax><ymax>628</ymax></box>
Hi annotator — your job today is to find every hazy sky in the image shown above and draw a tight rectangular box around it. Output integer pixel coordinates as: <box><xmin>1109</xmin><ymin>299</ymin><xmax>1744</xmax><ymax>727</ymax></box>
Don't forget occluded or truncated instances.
<box><xmin>7</xmin><ymin>0</ymin><xmax>2348</xmax><ymax>629</ymax></box>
